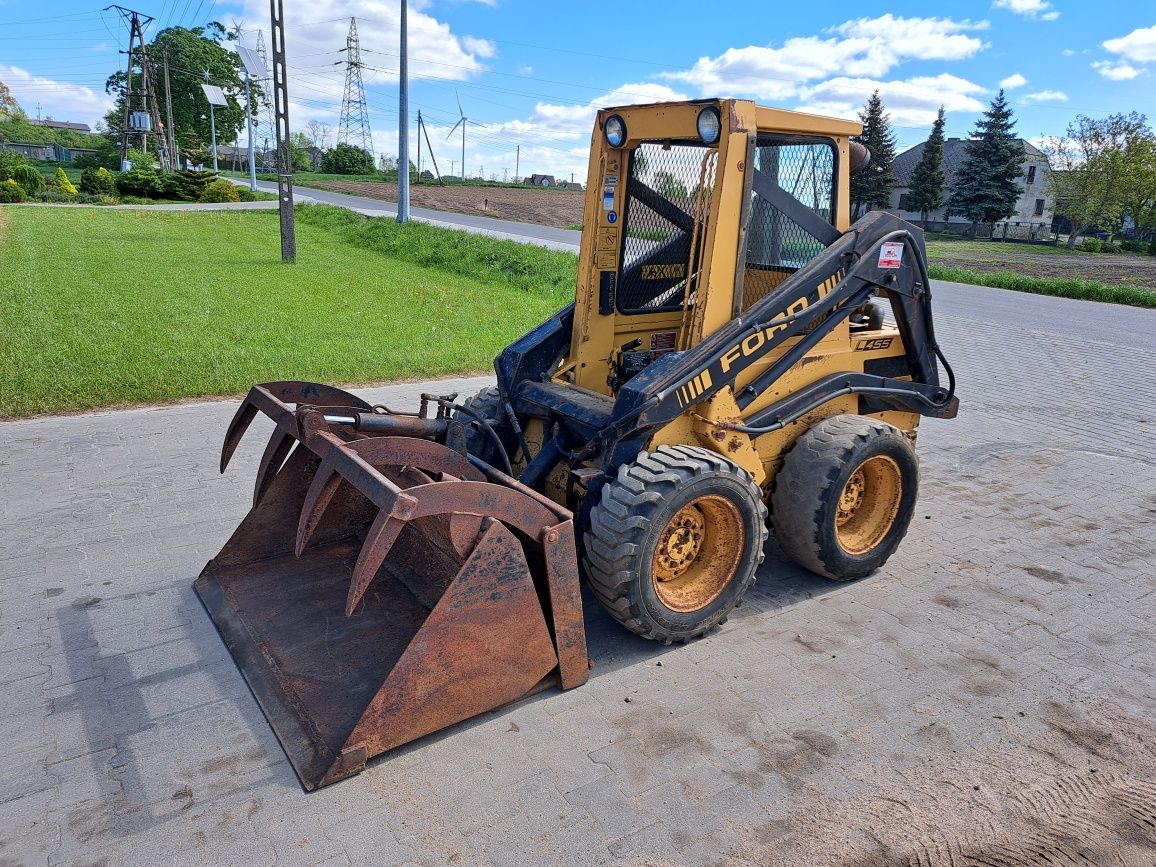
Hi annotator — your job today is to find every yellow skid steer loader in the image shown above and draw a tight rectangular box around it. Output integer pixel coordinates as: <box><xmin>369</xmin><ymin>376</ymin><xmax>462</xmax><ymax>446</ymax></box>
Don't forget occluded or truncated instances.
<box><xmin>197</xmin><ymin>99</ymin><xmax>957</xmax><ymax>789</ymax></box>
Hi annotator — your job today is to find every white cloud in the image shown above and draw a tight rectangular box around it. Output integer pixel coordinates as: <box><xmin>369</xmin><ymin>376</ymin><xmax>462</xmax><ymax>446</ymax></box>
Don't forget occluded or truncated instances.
<box><xmin>1021</xmin><ymin>89</ymin><xmax>1068</xmax><ymax>102</ymax></box>
<box><xmin>1000</xmin><ymin>72</ymin><xmax>1028</xmax><ymax>89</ymax></box>
<box><xmin>662</xmin><ymin>14</ymin><xmax>988</xmax><ymax>101</ymax></box>
<box><xmin>0</xmin><ymin>64</ymin><xmax>113</xmax><ymax>128</ymax></box>
<box><xmin>992</xmin><ymin>0</ymin><xmax>1060</xmax><ymax>20</ymax></box>
<box><xmin>1092</xmin><ymin>60</ymin><xmax>1145</xmax><ymax>80</ymax></box>
<box><xmin>797</xmin><ymin>73</ymin><xmax>986</xmax><ymax>127</ymax></box>
<box><xmin>1061</xmin><ymin>48</ymin><xmax>1076</xmax><ymax>56</ymax></box>
<box><xmin>1103</xmin><ymin>24</ymin><xmax>1156</xmax><ymax>63</ymax></box>
<box><xmin>461</xmin><ymin>36</ymin><xmax>497</xmax><ymax>59</ymax></box>
<box><xmin>489</xmin><ymin>82</ymin><xmax>689</xmax><ymax>143</ymax></box>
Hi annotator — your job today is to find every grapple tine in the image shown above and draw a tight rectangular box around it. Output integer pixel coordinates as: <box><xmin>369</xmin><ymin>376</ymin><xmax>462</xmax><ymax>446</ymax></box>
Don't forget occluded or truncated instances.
<box><xmin>346</xmin><ymin>511</ymin><xmax>406</xmax><ymax>616</ymax></box>
<box><xmin>221</xmin><ymin>398</ymin><xmax>260</xmax><ymax>474</ymax></box>
<box><xmin>296</xmin><ymin>456</ymin><xmax>345</xmax><ymax>557</ymax></box>
<box><xmin>254</xmin><ymin>430</ymin><xmax>296</xmax><ymax>507</ymax></box>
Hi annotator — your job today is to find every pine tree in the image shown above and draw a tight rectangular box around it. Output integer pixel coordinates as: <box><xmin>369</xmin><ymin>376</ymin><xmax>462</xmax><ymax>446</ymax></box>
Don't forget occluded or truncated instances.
<box><xmin>850</xmin><ymin>90</ymin><xmax>897</xmax><ymax>218</ymax></box>
<box><xmin>906</xmin><ymin>108</ymin><xmax>947</xmax><ymax>224</ymax></box>
<box><xmin>947</xmin><ymin>90</ymin><xmax>1023</xmax><ymax>234</ymax></box>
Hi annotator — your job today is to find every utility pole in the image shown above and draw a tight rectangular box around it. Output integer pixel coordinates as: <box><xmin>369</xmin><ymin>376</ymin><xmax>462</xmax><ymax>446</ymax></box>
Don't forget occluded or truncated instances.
<box><xmin>397</xmin><ymin>0</ymin><xmax>410</xmax><ymax>222</ymax></box>
<box><xmin>418</xmin><ymin>112</ymin><xmax>443</xmax><ymax>184</ymax></box>
<box><xmin>243</xmin><ymin>69</ymin><xmax>257</xmax><ymax>190</ymax></box>
<box><xmin>270</xmin><ymin>0</ymin><xmax>295</xmax><ymax>261</ymax></box>
<box><xmin>162</xmin><ymin>44</ymin><xmax>179</xmax><ymax>168</ymax></box>
<box><xmin>203</xmin><ymin>69</ymin><xmax>221</xmax><ymax>172</ymax></box>
<box><xmin>515</xmin><ymin>144</ymin><xmax>519</xmax><ymax>182</ymax></box>
<box><xmin>108</xmin><ymin>6</ymin><xmax>165</xmax><ymax>169</ymax></box>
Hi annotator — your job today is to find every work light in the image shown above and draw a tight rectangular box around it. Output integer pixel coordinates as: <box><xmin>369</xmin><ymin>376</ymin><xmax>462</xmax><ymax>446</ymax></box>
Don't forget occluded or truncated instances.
<box><xmin>604</xmin><ymin>115</ymin><xmax>627</xmax><ymax>148</ymax></box>
<box><xmin>697</xmin><ymin>106</ymin><xmax>721</xmax><ymax>145</ymax></box>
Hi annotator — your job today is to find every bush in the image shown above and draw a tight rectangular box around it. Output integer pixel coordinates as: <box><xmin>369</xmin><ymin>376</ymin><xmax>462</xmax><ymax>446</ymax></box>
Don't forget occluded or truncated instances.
<box><xmin>1120</xmin><ymin>239</ymin><xmax>1146</xmax><ymax>253</ymax></box>
<box><xmin>10</xmin><ymin>164</ymin><xmax>45</xmax><ymax>196</ymax></box>
<box><xmin>235</xmin><ymin>186</ymin><xmax>255</xmax><ymax>202</ymax></box>
<box><xmin>319</xmin><ymin>143</ymin><xmax>374</xmax><ymax>175</ymax></box>
<box><xmin>79</xmin><ymin>166</ymin><xmax>117</xmax><ymax>196</ymax></box>
<box><xmin>0</xmin><ymin>151</ymin><xmax>44</xmax><ymax>195</ymax></box>
<box><xmin>53</xmin><ymin>167</ymin><xmax>78</xmax><ymax>195</ymax></box>
<box><xmin>1150</xmin><ymin>240</ymin><xmax>1156</xmax><ymax>255</ymax></box>
<box><xmin>1079</xmin><ymin>238</ymin><xmax>1102</xmax><ymax>253</ymax></box>
<box><xmin>0</xmin><ymin>178</ymin><xmax>27</xmax><ymax>203</ymax></box>
<box><xmin>198</xmin><ymin>179</ymin><xmax>240</xmax><ymax>203</ymax></box>
<box><xmin>33</xmin><ymin>191</ymin><xmax>115</xmax><ymax>204</ymax></box>
<box><xmin>170</xmin><ymin>168</ymin><xmax>218</xmax><ymax>201</ymax></box>
<box><xmin>116</xmin><ymin>165</ymin><xmax>164</xmax><ymax>197</ymax></box>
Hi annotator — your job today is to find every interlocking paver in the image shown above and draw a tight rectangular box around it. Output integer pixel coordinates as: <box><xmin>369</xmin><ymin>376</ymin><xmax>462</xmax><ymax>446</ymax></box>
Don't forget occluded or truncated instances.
<box><xmin>1</xmin><ymin>287</ymin><xmax>1155</xmax><ymax>865</ymax></box>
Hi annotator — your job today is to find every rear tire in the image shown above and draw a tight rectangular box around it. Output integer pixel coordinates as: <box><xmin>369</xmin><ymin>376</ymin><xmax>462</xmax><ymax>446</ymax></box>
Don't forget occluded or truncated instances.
<box><xmin>453</xmin><ymin>386</ymin><xmax>513</xmax><ymax>466</ymax></box>
<box><xmin>771</xmin><ymin>415</ymin><xmax>918</xmax><ymax>581</ymax></box>
<box><xmin>583</xmin><ymin>445</ymin><xmax>768</xmax><ymax>643</ymax></box>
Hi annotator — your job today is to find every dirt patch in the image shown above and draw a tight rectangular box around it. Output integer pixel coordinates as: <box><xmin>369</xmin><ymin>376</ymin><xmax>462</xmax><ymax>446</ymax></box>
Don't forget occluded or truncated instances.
<box><xmin>305</xmin><ymin>181</ymin><xmax>585</xmax><ymax>229</ymax></box>
<box><xmin>928</xmin><ymin>242</ymin><xmax>1156</xmax><ymax>289</ymax></box>
<box><xmin>726</xmin><ymin>696</ymin><xmax>1156</xmax><ymax>866</ymax></box>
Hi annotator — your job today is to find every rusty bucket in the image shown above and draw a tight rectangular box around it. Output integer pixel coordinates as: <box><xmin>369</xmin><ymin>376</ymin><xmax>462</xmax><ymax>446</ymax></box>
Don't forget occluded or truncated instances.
<box><xmin>195</xmin><ymin>382</ymin><xmax>588</xmax><ymax>790</ymax></box>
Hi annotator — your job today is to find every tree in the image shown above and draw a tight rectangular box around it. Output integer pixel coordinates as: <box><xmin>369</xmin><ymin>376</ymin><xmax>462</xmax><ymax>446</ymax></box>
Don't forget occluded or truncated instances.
<box><xmin>289</xmin><ymin>132</ymin><xmax>315</xmax><ymax>172</ymax></box>
<box><xmin>1043</xmin><ymin>113</ymin><xmax>1154</xmax><ymax>247</ymax></box>
<box><xmin>1120</xmin><ymin>133</ymin><xmax>1156</xmax><ymax>241</ymax></box>
<box><xmin>306</xmin><ymin>120</ymin><xmax>332</xmax><ymax>150</ymax></box>
<box><xmin>320</xmin><ymin>142</ymin><xmax>374</xmax><ymax>175</ymax></box>
<box><xmin>104</xmin><ymin>24</ymin><xmax>248</xmax><ymax>161</ymax></box>
<box><xmin>850</xmin><ymin>90</ymin><xmax>897</xmax><ymax>217</ymax></box>
<box><xmin>0</xmin><ymin>79</ymin><xmax>18</xmax><ymax>120</ymax></box>
<box><xmin>947</xmin><ymin>90</ymin><xmax>1023</xmax><ymax>235</ymax></box>
<box><xmin>906</xmin><ymin>107</ymin><xmax>947</xmax><ymax>224</ymax></box>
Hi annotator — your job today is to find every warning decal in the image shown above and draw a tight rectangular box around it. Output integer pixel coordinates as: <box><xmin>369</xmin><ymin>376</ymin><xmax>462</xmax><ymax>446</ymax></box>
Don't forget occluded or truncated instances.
<box><xmin>878</xmin><ymin>241</ymin><xmax>904</xmax><ymax>269</ymax></box>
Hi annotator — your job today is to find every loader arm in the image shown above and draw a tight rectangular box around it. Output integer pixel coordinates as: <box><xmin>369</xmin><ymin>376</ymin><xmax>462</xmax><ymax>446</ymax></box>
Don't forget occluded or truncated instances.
<box><xmin>597</xmin><ymin>210</ymin><xmax>957</xmax><ymax>468</ymax></box>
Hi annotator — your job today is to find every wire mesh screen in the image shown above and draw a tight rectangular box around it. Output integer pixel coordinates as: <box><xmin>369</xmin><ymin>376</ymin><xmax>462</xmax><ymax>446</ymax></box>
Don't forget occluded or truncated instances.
<box><xmin>740</xmin><ymin>136</ymin><xmax>837</xmax><ymax>310</ymax></box>
<box><xmin>617</xmin><ymin>142</ymin><xmax>716</xmax><ymax>314</ymax></box>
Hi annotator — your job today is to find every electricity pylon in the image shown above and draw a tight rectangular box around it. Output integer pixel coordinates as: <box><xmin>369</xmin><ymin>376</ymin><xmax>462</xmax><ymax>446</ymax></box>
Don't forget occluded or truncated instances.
<box><xmin>337</xmin><ymin>17</ymin><xmax>374</xmax><ymax>171</ymax></box>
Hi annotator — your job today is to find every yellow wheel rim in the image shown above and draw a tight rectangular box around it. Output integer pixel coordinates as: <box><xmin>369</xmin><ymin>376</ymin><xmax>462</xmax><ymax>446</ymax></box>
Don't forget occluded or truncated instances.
<box><xmin>652</xmin><ymin>495</ymin><xmax>744</xmax><ymax>613</ymax></box>
<box><xmin>835</xmin><ymin>455</ymin><xmax>903</xmax><ymax>555</ymax></box>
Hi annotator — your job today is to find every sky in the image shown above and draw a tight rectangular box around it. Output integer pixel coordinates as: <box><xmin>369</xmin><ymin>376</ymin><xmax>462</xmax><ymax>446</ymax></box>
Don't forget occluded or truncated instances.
<box><xmin>1</xmin><ymin>0</ymin><xmax>1154</xmax><ymax>182</ymax></box>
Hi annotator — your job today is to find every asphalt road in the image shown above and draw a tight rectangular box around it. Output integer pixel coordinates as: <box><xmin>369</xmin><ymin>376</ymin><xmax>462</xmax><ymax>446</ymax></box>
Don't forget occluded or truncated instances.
<box><xmin>256</xmin><ymin>180</ymin><xmax>582</xmax><ymax>252</ymax></box>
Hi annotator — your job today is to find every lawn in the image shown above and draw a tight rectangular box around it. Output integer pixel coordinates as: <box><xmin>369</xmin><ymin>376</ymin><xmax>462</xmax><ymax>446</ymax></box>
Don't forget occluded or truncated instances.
<box><xmin>0</xmin><ymin>205</ymin><xmax>572</xmax><ymax>417</ymax></box>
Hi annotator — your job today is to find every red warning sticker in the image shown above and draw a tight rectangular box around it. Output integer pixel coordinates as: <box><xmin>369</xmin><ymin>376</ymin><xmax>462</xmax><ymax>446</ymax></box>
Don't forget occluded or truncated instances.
<box><xmin>878</xmin><ymin>241</ymin><xmax>904</xmax><ymax>269</ymax></box>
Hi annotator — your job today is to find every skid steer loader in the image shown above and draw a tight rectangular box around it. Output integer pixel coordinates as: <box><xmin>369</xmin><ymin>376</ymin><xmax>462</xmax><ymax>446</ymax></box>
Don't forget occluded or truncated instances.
<box><xmin>197</xmin><ymin>99</ymin><xmax>957</xmax><ymax>789</ymax></box>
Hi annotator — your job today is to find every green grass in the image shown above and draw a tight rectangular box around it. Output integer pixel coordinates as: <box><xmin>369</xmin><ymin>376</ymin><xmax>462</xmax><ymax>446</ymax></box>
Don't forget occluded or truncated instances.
<box><xmin>928</xmin><ymin>265</ymin><xmax>1156</xmax><ymax>308</ymax></box>
<box><xmin>295</xmin><ymin>204</ymin><xmax>577</xmax><ymax>294</ymax></box>
<box><xmin>0</xmin><ymin>205</ymin><xmax>573</xmax><ymax>417</ymax></box>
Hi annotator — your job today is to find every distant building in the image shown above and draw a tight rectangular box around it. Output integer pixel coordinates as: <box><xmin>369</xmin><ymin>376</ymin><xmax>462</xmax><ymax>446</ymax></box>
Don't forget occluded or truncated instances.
<box><xmin>524</xmin><ymin>174</ymin><xmax>556</xmax><ymax>187</ymax></box>
<box><xmin>889</xmin><ymin>137</ymin><xmax>1053</xmax><ymax>228</ymax></box>
<box><xmin>0</xmin><ymin>141</ymin><xmax>56</xmax><ymax>160</ymax></box>
<box><xmin>32</xmin><ymin>119</ymin><xmax>92</xmax><ymax>133</ymax></box>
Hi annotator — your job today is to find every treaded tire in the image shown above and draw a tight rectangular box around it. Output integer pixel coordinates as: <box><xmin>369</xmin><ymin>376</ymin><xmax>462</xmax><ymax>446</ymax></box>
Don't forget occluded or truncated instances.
<box><xmin>583</xmin><ymin>445</ymin><xmax>768</xmax><ymax>643</ymax></box>
<box><xmin>452</xmin><ymin>386</ymin><xmax>513</xmax><ymax>465</ymax></box>
<box><xmin>771</xmin><ymin>415</ymin><xmax>918</xmax><ymax>581</ymax></box>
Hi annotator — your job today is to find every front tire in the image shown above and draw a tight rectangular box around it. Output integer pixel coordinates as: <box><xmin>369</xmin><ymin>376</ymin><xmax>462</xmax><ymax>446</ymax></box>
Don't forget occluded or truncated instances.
<box><xmin>771</xmin><ymin>415</ymin><xmax>919</xmax><ymax>581</ymax></box>
<box><xmin>583</xmin><ymin>445</ymin><xmax>768</xmax><ymax>643</ymax></box>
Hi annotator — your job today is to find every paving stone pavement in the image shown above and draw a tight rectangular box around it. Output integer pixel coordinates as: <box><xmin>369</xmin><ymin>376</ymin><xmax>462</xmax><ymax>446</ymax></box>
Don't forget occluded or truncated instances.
<box><xmin>2</xmin><ymin>282</ymin><xmax>1155</xmax><ymax>866</ymax></box>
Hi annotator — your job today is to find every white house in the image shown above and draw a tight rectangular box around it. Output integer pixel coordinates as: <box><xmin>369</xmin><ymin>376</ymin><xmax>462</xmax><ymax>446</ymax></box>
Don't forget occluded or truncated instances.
<box><xmin>889</xmin><ymin>138</ymin><xmax>1054</xmax><ymax>230</ymax></box>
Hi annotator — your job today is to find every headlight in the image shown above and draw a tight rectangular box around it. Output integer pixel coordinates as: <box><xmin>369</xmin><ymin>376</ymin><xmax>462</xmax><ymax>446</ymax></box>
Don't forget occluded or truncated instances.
<box><xmin>697</xmin><ymin>106</ymin><xmax>721</xmax><ymax>145</ymax></box>
<box><xmin>604</xmin><ymin>114</ymin><xmax>627</xmax><ymax>148</ymax></box>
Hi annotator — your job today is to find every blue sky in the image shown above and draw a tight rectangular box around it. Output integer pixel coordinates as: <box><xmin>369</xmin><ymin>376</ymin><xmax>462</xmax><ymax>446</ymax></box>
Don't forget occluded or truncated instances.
<box><xmin>1</xmin><ymin>0</ymin><xmax>1153</xmax><ymax>180</ymax></box>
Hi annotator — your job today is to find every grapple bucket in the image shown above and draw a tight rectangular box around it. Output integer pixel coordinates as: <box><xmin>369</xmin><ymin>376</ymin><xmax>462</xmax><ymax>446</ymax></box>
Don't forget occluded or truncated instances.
<box><xmin>195</xmin><ymin>382</ymin><xmax>588</xmax><ymax>790</ymax></box>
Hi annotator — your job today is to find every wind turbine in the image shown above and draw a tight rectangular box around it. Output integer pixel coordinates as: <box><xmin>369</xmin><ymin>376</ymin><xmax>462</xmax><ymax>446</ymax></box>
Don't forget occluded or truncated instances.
<box><xmin>445</xmin><ymin>92</ymin><xmax>467</xmax><ymax>182</ymax></box>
